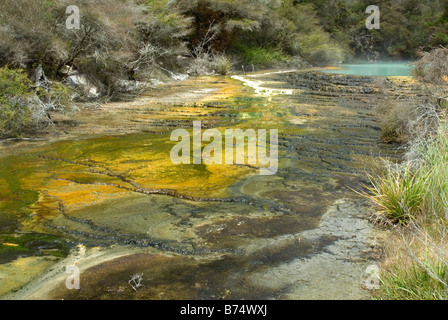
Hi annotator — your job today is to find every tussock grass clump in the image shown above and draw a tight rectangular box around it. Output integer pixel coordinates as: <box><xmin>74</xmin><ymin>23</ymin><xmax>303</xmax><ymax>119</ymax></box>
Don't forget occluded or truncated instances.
<box><xmin>365</xmin><ymin>162</ymin><xmax>427</xmax><ymax>225</ymax></box>
<box><xmin>366</xmin><ymin>127</ymin><xmax>448</xmax><ymax>225</ymax></box>
<box><xmin>211</xmin><ymin>54</ymin><xmax>233</xmax><ymax>75</ymax></box>
<box><xmin>365</xmin><ymin>126</ymin><xmax>448</xmax><ymax>299</ymax></box>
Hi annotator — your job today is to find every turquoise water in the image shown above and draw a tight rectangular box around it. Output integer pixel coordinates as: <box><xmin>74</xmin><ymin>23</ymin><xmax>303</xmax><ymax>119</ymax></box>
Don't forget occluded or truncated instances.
<box><xmin>321</xmin><ymin>63</ymin><xmax>412</xmax><ymax>76</ymax></box>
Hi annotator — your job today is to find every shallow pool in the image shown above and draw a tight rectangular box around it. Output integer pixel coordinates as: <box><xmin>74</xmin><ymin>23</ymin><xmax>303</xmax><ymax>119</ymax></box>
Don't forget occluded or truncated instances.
<box><xmin>321</xmin><ymin>63</ymin><xmax>412</xmax><ymax>77</ymax></box>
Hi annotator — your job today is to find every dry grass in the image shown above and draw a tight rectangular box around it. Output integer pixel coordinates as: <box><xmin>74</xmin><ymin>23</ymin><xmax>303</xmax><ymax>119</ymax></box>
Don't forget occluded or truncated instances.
<box><xmin>378</xmin><ymin>218</ymin><xmax>448</xmax><ymax>300</ymax></box>
<box><xmin>413</xmin><ymin>48</ymin><xmax>448</xmax><ymax>86</ymax></box>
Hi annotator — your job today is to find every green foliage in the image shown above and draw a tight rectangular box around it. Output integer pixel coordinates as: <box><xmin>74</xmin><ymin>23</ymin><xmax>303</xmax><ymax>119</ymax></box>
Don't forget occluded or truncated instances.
<box><xmin>365</xmin><ymin>126</ymin><xmax>448</xmax><ymax>225</ymax></box>
<box><xmin>0</xmin><ymin>67</ymin><xmax>31</xmax><ymax>97</ymax></box>
<box><xmin>298</xmin><ymin>31</ymin><xmax>345</xmax><ymax>66</ymax></box>
<box><xmin>0</xmin><ymin>66</ymin><xmax>77</xmax><ymax>137</ymax></box>
<box><xmin>379</xmin><ymin>257</ymin><xmax>448</xmax><ymax>300</ymax></box>
<box><xmin>235</xmin><ymin>44</ymin><xmax>290</xmax><ymax>67</ymax></box>
<box><xmin>176</xmin><ymin>0</ymin><xmax>347</xmax><ymax>66</ymax></box>
<box><xmin>3</xmin><ymin>0</ymin><xmax>448</xmax><ymax>87</ymax></box>
<box><xmin>365</xmin><ymin>162</ymin><xmax>428</xmax><ymax>224</ymax></box>
<box><xmin>0</xmin><ymin>67</ymin><xmax>33</xmax><ymax>137</ymax></box>
<box><xmin>302</xmin><ymin>0</ymin><xmax>448</xmax><ymax>59</ymax></box>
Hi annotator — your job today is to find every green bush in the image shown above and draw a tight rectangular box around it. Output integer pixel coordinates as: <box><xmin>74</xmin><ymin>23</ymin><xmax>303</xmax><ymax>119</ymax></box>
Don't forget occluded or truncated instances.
<box><xmin>365</xmin><ymin>126</ymin><xmax>448</xmax><ymax>225</ymax></box>
<box><xmin>235</xmin><ymin>44</ymin><xmax>290</xmax><ymax>67</ymax></box>
<box><xmin>298</xmin><ymin>31</ymin><xmax>344</xmax><ymax>66</ymax></box>
<box><xmin>0</xmin><ymin>67</ymin><xmax>76</xmax><ymax>137</ymax></box>
<box><xmin>0</xmin><ymin>67</ymin><xmax>33</xmax><ymax>137</ymax></box>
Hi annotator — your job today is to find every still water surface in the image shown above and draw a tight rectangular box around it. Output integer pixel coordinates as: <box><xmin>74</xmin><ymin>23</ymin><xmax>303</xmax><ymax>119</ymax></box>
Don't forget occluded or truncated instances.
<box><xmin>322</xmin><ymin>63</ymin><xmax>412</xmax><ymax>77</ymax></box>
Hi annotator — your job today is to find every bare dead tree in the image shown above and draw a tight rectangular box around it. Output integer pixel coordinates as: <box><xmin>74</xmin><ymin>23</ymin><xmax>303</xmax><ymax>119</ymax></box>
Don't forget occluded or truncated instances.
<box><xmin>190</xmin><ymin>20</ymin><xmax>219</xmax><ymax>59</ymax></box>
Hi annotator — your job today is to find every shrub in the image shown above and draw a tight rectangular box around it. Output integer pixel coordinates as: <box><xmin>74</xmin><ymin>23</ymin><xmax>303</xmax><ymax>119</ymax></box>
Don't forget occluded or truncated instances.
<box><xmin>211</xmin><ymin>54</ymin><xmax>233</xmax><ymax>75</ymax></box>
<box><xmin>412</xmin><ymin>48</ymin><xmax>448</xmax><ymax>85</ymax></box>
<box><xmin>0</xmin><ymin>67</ymin><xmax>33</xmax><ymax>137</ymax></box>
<box><xmin>186</xmin><ymin>54</ymin><xmax>214</xmax><ymax>76</ymax></box>
<box><xmin>0</xmin><ymin>66</ymin><xmax>77</xmax><ymax>137</ymax></box>
<box><xmin>0</xmin><ymin>0</ymin><xmax>56</xmax><ymax>69</ymax></box>
<box><xmin>34</xmin><ymin>81</ymin><xmax>77</xmax><ymax>123</ymax></box>
<box><xmin>377</xmin><ymin>98</ymin><xmax>419</xmax><ymax>144</ymax></box>
<box><xmin>235</xmin><ymin>44</ymin><xmax>290</xmax><ymax>67</ymax></box>
<box><xmin>298</xmin><ymin>31</ymin><xmax>344</xmax><ymax>66</ymax></box>
<box><xmin>375</xmin><ymin>48</ymin><xmax>448</xmax><ymax>144</ymax></box>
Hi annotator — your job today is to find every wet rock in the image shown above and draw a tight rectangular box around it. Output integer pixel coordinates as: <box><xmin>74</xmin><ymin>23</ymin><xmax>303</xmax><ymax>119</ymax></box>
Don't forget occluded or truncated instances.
<box><xmin>65</xmin><ymin>73</ymin><xmax>104</xmax><ymax>101</ymax></box>
<box><xmin>34</xmin><ymin>64</ymin><xmax>49</xmax><ymax>90</ymax></box>
<box><xmin>113</xmin><ymin>79</ymin><xmax>163</xmax><ymax>94</ymax></box>
<box><xmin>284</xmin><ymin>71</ymin><xmax>377</xmax><ymax>94</ymax></box>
